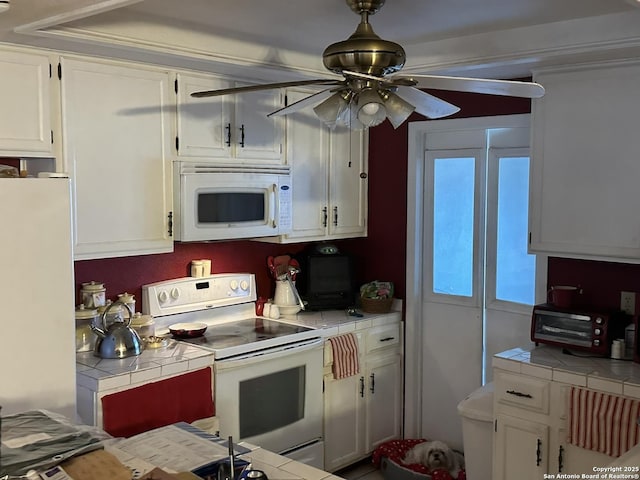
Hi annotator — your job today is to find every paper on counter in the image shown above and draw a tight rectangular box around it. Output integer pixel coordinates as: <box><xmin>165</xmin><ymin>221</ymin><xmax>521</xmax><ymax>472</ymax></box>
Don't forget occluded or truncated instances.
<box><xmin>105</xmin><ymin>424</ymin><xmax>233</xmax><ymax>474</ymax></box>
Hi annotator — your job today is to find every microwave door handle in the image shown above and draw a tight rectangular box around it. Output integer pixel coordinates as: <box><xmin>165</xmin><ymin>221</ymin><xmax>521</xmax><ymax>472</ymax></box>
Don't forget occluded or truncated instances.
<box><xmin>270</xmin><ymin>184</ymin><xmax>277</xmax><ymax>228</ymax></box>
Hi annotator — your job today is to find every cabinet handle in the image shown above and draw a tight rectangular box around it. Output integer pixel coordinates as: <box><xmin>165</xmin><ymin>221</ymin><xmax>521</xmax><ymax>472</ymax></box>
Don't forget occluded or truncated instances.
<box><xmin>536</xmin><ymin>439</ymin><xmax>542</xmax><ymax>466</ymax></box>
<box><xmin>225</xmin><ymin>123</ymin><xmax>231</xmax><ymax>147</ymax></box>
<box><xmin>380</xmin><ymin>336</ymin><xmax>395</xmax><ymax>342</ymax></box>
<box><xmin>370</xmin><ymin>373</ymin><xmax>375</xmax><ymax>394</ymax></box>
<box><xmin>359</xmin><ymin>376</ymin><xmax>365</xmax><ymax>398</ymax></box>
<box><xmin>167</xmin><ymin>211</ymin><xmax>173</xmax><ymax>237</ymax></box>
<box><xmin>506</xmin><ymin>389</ymin><xmax>533</xmax><ymax>399</ymax></box>
<box><xmin>333</xmin><ymin>206</ymin><xmax>338</xmax><ymax>226</ymax></box>
<box><xmin>558</xmin><ymin>445</ymin><xmax>564</xmax><ymax>473</ymax></box>
<box><xmin>239</xmin><ymin>124</ymin><xmax>245</xmax><ymax>148</ymax></box>
<box><xmin>322</xmin><ymin>207</ymin><xmax>328</xmax><ymax>227</ymax></box>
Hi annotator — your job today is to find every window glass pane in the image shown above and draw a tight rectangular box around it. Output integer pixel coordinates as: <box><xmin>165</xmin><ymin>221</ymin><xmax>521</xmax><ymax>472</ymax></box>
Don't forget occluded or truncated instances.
<box><xmin>433</xmin><ymin>157</ymin><xmax>475</xmax><ymax>296</ymax></box>
<box><xmin>496</xmin><ymin>156</ymin><xmax>535</xmax><ymax>304</ymax></box>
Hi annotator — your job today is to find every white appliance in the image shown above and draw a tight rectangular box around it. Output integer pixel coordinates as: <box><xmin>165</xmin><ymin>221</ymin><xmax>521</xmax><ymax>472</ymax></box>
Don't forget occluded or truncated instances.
<box><xmin>173</xmin><ymin>163</ymin><xmax>292</xmax><ymax>241</ymax></box>
<box><xmin>142</xmin><ymin>274</ymin><xmax>325</xmax><ymax>469</ymax></box>
<box><xmin>0</xmin><ymin>178</ymin><xmax>76</xmax><ymax>419</ymax></box>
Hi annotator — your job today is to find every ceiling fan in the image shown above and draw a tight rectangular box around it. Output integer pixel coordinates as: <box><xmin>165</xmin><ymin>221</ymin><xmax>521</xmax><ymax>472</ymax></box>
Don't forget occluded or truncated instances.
<box><xmin>191</xmin><ymin>0</ymin><xmax>545</xmax><ymax>130</ymax></box>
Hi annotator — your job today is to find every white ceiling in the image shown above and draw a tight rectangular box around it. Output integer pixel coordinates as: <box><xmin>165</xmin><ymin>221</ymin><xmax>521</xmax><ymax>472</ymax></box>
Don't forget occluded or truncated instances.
<box><xmin>1</xmin><ymin>0</ymin><xmax>639</xmax><ymax>80</ymax></box>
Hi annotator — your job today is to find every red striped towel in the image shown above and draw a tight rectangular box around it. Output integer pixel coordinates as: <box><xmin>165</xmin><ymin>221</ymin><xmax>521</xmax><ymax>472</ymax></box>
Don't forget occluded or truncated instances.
<box><xmin>328</xmin><ymin>333</ymin><xmax>360</xmax><ymax>379</ymax></box>
<box><xmin>568</xmin><ymin>386</ymin><xmax>640</xmax><ymax>457</ymax></box>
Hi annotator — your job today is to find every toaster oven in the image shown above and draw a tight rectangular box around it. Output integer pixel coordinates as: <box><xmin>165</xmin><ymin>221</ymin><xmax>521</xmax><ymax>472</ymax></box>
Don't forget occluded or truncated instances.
<box><xmin>530</xmin><ymin>304</ymin><xmax>631</xmax><ymax>356</ymax></box>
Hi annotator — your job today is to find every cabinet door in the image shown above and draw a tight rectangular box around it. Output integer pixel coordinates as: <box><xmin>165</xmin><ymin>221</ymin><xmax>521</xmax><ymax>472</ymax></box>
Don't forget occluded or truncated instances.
<box><xmin>529</xmin><ymin>61</ymin><xmax>640</xmax><ymax>260</ymax></box>
<box><xmin>60</xmin><ymin>57</ymin><xmax>174</xmax><ymax>260</ymax></box>
<box><xmin>176</xmin><ymin>73</ymin><xmax>233</xmax><ymax>159</ymax></box>
<box><xmin>284</xmin><ymin>89</ymin><xmax>329</xmax><ymax>240</ymax></box>
<box><xmin>365</xmin><ymin>353</ymin><xmax>402</xmax><ymax>452</ymax></box>
<box><xmin>494</xmin><ymin>413</ymin><xmax>549</xmax><ymax>480</ymax></box>
<box><xmin>0</xmin><ymin>49</ymin><xmax>52</xmax><ymax>156</ymax></box>
<box><xmin>234</xmin><ymin>85</ymin><xmax>283</xmax><ymax>163</ymax></box>
<box><xmin>323</xmin><ymin>372</ymin><xmax>366</xmax><ymax>471</ymax></box>
<box><xmin>329</xmin><ymin>128</ymin><xmax>368</xmax><ymax>238</ymax></box>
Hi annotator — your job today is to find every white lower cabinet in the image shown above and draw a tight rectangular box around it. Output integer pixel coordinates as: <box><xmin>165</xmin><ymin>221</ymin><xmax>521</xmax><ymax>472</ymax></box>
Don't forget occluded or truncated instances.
<box><xmin>323</xmin><ymin>318</ymin><xmax>403</xmax><ymax>472</ymax></box>
<box><xmin>493</xmin><ymin>369</ymin><xmax>617</xmax><ymax>478</ymax></box>
<box><xmin>494</xmin><ymin>413</ymin><xmax>549</xmax><ymax>480</ymax></box>
<box><xmin>60</xmin><ymin>56</ymin><xmax>174</xmax><ymax>259</ymax></box>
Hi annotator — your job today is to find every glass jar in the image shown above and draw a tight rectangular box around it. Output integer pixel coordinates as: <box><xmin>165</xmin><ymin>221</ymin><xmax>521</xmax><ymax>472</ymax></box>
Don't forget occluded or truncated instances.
<box><xmin>75</xmin><ymin>304</ymin><xmax>99</xmax><ymax>352</ymax></box>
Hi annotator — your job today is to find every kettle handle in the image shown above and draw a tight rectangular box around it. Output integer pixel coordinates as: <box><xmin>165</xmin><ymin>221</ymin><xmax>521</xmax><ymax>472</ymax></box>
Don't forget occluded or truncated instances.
<box><xmin>100</xmin><ymin>300</ymin><xmax>133</xmax><ymax>330</ymax></box>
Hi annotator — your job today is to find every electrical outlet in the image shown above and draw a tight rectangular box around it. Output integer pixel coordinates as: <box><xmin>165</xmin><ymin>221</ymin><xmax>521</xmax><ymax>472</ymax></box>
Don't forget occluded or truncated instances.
<box><xmin>621</xmin><ymin>291</ymin><xmax>636</xmax><ymax>315</ymax></box>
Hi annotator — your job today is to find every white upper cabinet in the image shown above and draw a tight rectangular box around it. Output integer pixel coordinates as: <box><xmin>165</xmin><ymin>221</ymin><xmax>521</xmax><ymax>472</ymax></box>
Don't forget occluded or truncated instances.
<box><xmin>0</xmin><ymin>48</ymin><xmax>53</xmax><ymax>157</ymax></box>
<box><xmin>176</xmin><ymin>72</ymin><xmax>284</xmax><ymax>165</ymax></box>
<box><xmin>529</xmin><ymin>60</ymin><xmax>640</xmax><ymax>261</ymax></box>
<box><xmin>276</xmin><ymin>88</ymin><xmax>368</xmax><ymax>243</ymax></box>
<box><xmin>60</xmin><ymin>56</ymin><xmax>174</xmax><ymax>260</ymax></box>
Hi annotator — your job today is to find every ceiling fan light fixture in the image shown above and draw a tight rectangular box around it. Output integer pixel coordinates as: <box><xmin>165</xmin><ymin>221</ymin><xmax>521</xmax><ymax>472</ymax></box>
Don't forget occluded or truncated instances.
<box><xmin>356</xmin><ymin>88</ymin><xmax>386</xmax><ymax>127</ymax></box>
<box><xmin>382</xmin><ymin>91</ymin><xmax>416</xmax><ymax>129</ymax></box>
<box><xmin>314</xmin><ymin>91</ymin><xmax>355</xmax><ymax>128</ymax></box>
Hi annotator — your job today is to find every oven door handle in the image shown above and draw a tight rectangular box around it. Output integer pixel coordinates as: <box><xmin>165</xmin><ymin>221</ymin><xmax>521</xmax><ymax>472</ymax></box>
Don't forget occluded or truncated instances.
<box><xmin>215</xmin><ymin>337</ymin><xmax>323</xmax><ymax>369</ymax></box>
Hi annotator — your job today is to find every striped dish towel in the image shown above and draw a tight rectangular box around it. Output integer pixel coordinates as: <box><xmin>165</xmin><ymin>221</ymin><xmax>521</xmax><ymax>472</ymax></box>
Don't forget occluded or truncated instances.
<box><xmin>568</xmin><ymin>386</ymin><xmax>640</xmax><ymax>457</ymax></box>
<box><xmin>328</xmin><ymin>333</ymin><xmax>360</xmax><ymax>379</ymax></box>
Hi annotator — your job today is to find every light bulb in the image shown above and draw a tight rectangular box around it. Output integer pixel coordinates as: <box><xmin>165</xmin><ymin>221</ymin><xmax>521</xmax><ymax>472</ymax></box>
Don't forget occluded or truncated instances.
<box><xmin>361</xmin><ymin>102</ymin><xmax>380</xmax><ymax>115</ymax></box>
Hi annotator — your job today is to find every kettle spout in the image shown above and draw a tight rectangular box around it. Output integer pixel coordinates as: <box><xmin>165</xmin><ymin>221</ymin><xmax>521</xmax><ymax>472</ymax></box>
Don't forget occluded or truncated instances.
<box><xmin>91</xmin><ymin>322</ymin><xmax>107</xmax><ymax>338</ymax></box>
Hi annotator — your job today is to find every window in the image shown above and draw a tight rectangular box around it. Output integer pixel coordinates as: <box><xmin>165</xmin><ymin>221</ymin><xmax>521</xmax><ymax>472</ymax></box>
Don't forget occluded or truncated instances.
<box><xmin>432</xmin><ymin>156</ymin><xmax>475</xmax><ymax>297</ymax></box>
<box><xmin>426</xmin><ymin>130</ymin><xmax>536</xmax><ymax>312</ymax></box>
<box><xmin>494</xmin><ymin>153</ymin><xmax>535</xmax><ymax>305</ymax></box>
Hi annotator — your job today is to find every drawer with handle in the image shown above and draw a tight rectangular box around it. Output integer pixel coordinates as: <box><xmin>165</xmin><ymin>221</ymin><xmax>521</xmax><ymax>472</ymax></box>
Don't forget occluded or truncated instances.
<box><xmin>366</xmin><ymin>323</ymin><xmax>401</xmax><ymax>354</ymax></box>
<box><xmin>495</xmin><ymin>371</ymin><xmax>550</xmax><ymax>414</ymax></box>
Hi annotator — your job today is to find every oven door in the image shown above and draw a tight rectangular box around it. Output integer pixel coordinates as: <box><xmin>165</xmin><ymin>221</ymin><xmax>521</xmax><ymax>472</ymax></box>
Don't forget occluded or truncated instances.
<box><xmin>214</xmin><ymin>339</ymin><xmax>323</xmax><ymax>456</ymax></box>
<box><xmin>176</xmin><ymin>170</ymin><xmax>289</xmax><ymax>241</ymax></box>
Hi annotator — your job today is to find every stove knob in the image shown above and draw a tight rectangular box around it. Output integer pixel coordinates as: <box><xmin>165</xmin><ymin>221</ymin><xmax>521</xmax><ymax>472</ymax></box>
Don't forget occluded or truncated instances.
<box><xmin>595</xmin><ymin>317</ymin><xmax>604</xmax><ymax>324</ymax></box>
<box><xmin>594</xmin><ymin>328</ymin><xmax>602</xmax><ymax>336</ymax></box>
<box><xmin>170</xmin><ymin>287</ymin><xmax>180</xmax><ymax>300</ymax></box>
<box><xmin>593</xmin><ymin>339</ymin><xmax>600</xmax><ymax>346</ymax></box>
<box><xmin>240</xmin><ymin>280</ymin><xmax>249</xmax><ymax>291</ymax></box>
<box><xmin>230</xmin><ymin>280</ymin><xmax>239</xmax><ymax>290</ymax></box>
<box><xmin>158</xmin><ymin>290</ymin><xmax>169</xmax><ymax>304</ymax></box>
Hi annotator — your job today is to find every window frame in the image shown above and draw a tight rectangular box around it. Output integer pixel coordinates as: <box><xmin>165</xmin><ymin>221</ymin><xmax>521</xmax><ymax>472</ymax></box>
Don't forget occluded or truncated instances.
<box><xmin>423</xmin><ymin>148</ymin><xmax>485</xmax><ymax>309</ymax></box>
<box><xmin>485</xmin><ymin>147</ymin><xmax>536</xmax><ymax>315</ymax></box>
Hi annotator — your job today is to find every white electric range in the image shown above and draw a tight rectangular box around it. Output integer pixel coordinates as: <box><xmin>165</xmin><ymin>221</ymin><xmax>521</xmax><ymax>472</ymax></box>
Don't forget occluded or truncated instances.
<box><xmin>141</xmin><ymin>274</ymin><xmax>325</xmax><ymax>469</ymax></box>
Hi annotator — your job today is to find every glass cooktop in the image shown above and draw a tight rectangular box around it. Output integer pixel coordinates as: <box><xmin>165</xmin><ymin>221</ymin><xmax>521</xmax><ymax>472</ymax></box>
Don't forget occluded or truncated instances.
<box><xmin>180</xmin><ymin>318</ymin><xmax>315</xmax><ymax>350</ymax></box>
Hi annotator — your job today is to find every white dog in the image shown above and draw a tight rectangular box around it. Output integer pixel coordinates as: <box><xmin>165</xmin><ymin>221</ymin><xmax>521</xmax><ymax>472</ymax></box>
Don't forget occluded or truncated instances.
<box><xmin>402</xmin><ymin>440</ymin><xmax>465</xmax><ymax>478</ymax></box>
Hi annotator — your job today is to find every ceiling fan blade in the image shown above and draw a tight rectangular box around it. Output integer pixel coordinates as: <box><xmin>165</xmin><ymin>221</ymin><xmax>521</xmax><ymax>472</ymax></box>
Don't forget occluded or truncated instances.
<box><xmin>268</xmin><ymin>87</ymin><xmax>345</xmax><ymax>117</ymax></box>
<box><xmin>394</xmin><ymin>74</ymin><xmax>545</xmax><ymax>98</ymax></box>
<box><xmin>190</xmin><ymin>79</ymin><xmax>342</xmax><ymax>98</ymax></box>
<box><xmin>394</xmin><ymin>86</ymin><xmax>460</xmax><ymax>119</ymax></box>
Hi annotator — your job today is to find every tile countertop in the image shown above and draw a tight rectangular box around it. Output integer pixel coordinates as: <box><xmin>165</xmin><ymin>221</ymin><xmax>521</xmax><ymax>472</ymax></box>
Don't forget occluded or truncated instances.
<box><xmin>494</xmin><ymin>345</ymin><xmax>640</xmax><ymax>398</ymax></box>
<box><xmin>76</xmin><ymin>302</ymin><xmax>403</xmax><ymax>392</ymax></box>
<box><xmin>76</xmin><ymin>340</ymin><xmax>214</xmax><ymax>392</ymax></box>
<box><xmin>237</xmin><ymin>442</ymin><xmax>345</xmax><ymax>480</ymax></box>
<box><xmin>278</xmin><ymin>299</ymin><xmax>402</xmax><ymax>336</ymax></box>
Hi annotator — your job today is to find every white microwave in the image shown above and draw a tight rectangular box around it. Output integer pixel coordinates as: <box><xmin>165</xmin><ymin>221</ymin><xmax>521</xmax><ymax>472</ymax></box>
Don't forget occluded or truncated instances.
<box><xmin>173</xmin><ymin>163</ymin><xmax>292</xmax><ymax>241</ymax></box>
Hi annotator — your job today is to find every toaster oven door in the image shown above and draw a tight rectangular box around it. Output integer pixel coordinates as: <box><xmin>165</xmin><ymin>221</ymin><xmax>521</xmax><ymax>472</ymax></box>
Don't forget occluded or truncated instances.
<box><xmin>532</xmin><ymin>309</ymin><xmax>593</xmax><ymax>348</ymax></box>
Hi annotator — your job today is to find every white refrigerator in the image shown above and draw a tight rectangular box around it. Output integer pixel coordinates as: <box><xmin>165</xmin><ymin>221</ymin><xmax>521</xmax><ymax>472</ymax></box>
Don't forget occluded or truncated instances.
<box><xmin>0</xmin><ymin>177</ymin><xmax>76</xmax><ymax>419</ymax></box>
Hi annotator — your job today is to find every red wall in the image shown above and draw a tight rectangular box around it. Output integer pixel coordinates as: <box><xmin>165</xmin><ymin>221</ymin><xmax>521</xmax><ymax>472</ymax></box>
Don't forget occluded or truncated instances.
<box><xmin>74</xmin><ymin>86</ymin><xmax>540</xmax><ymax>309</ymax></box>
<box><xmin>547</xmin><ymin>257</ymin><xmax>640</xmax><ymax>312</ymax></box>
